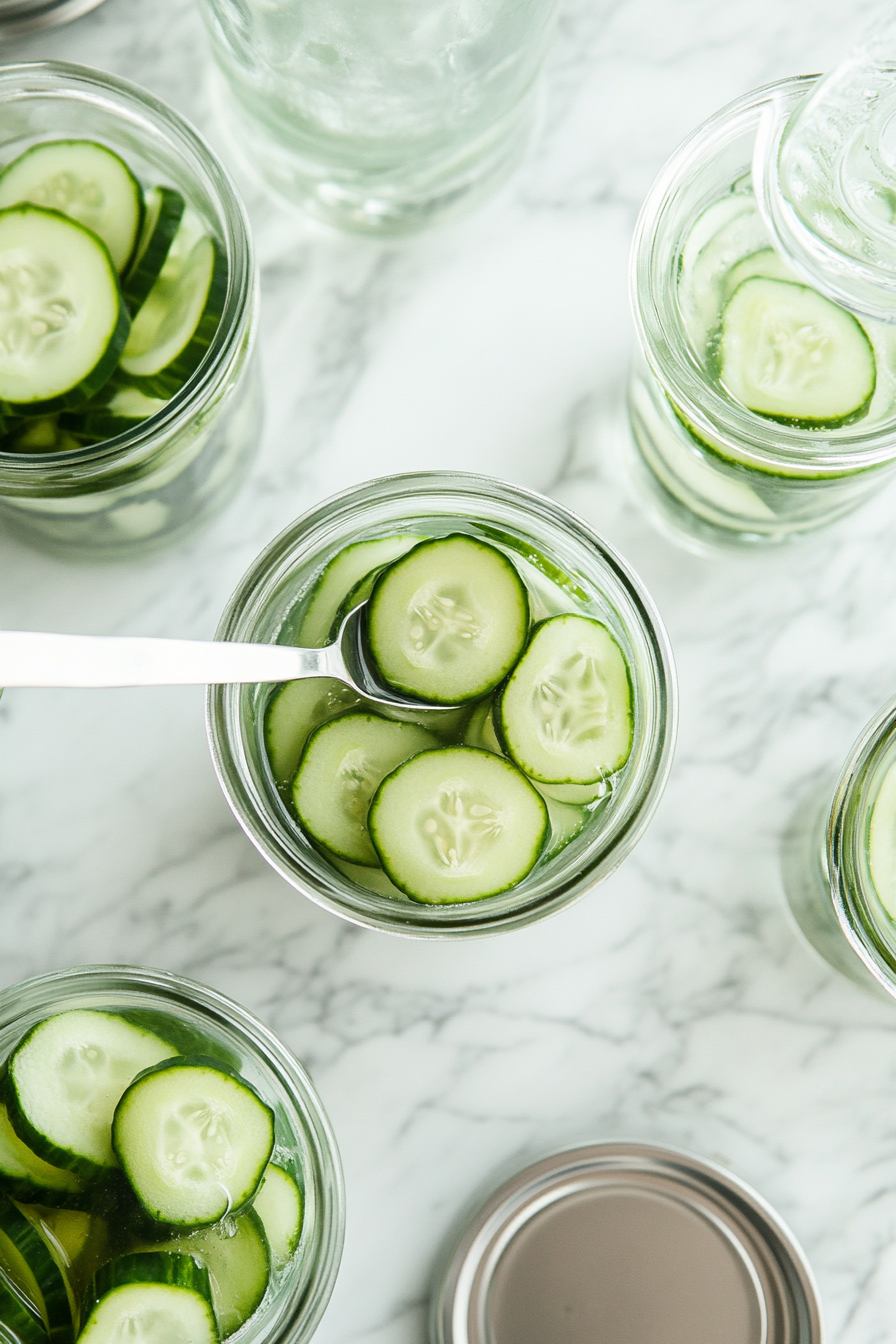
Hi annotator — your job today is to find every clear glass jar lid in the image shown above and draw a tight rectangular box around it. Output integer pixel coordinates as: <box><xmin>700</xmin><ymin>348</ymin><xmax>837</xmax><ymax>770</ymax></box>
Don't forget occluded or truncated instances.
<box><xmin>756</xmin><ymin>8</ymin><xmax>896</xmax><ymax>322</ymax></box>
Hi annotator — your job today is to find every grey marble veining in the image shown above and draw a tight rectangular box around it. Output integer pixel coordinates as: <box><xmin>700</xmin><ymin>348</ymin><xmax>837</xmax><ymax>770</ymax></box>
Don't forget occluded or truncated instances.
<box><xmin>3</xmin><ymin>1</ymin><xmax>896</xmax><ymax>1341</ymax></box>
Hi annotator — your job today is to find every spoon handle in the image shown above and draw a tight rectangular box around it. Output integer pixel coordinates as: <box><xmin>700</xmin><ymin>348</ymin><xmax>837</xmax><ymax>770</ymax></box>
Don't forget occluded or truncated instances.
<box><xmin>0</xmin><ymin>631</ymin><xmax>332</xmax><ymax>688</ymax></box>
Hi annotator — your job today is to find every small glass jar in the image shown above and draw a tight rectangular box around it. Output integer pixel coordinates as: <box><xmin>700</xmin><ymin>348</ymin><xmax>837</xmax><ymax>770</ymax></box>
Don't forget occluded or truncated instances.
<box><xmin>0</xmin><ymin>63</ymin><xmax>261</xmax><ymax>560</ymax></box>
<box><xmin>208</xmin><ymin>472</ymin><xmax>676</xmax><ymax>938</ymax></box>
<box><xmin>782</xmin><ymin>697</ymin><xmax>896</xmax><ymax>1001</ymax></box>
<box><xmin>628</xmin><ymin>77</ymin><xmax>896</xmax><ymax>551</ymax></box>
<box><xmin>0</xmin><ymin>963</ymin><xmax>345</xmax><ymax>1344</ymax></box>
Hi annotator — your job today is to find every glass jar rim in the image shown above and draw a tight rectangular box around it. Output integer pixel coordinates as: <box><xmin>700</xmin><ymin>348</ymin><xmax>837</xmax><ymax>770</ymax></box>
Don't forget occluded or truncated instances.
<box><xmin>0</xmin><ymin>61</ymin><xmax>254</xmax><ymax>493</ymax></box>
<box><xmin>0</xmin><ymin>961</ymin><xmax>346</xmax><ymax>1344</ymax></box>
<box><xmin>828</xmin><ymin>695</ymin><xmax>896</xmax><ymax>993</ymax></box>
<box><xmin>207</xmin><ymin>471</ymin><xmax>677</xmax><ymax>938</ymax></box>
<box><xmin>630</xmin><ymin>73</ymin><xmax>896</xmax><ymax>476</ymax></box>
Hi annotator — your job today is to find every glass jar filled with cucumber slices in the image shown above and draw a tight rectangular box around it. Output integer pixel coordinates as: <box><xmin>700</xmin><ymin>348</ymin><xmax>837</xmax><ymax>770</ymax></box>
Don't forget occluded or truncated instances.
<box><xmin>0</xmin><ymin>964</ymin><xmax>344</xmax><ymax>1344</ymax></box>
<box><xmin>208</xmin><ymin>473</ymin><xmax>676</xmax><ymax>937</ymax></box>
<box><xmin>0</xmin><ymin>63</ymin><xmax>260</xmax><ymax>559</ymax></box>
<box><xmin>629</xmin><ymin>75</ymin><xmax>896</xmax><ymax>549</ymax></box>
<box><xmin>783</xmin><ymin>697</ymin><xmax>896</xmax><ymax>1002</ymax></box>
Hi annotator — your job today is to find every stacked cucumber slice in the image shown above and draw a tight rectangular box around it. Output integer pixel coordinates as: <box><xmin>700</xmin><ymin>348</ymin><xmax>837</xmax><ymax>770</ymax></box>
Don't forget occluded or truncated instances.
<box><xmin>0</xmin><ymin>1008</ymin><xmax>304</xmax><ymax>1343</ymax></box>
<box><xmin>0</xmin><ymin>139</ymin><xmax>224</xmax><ymax>454</ymax></box>
<box><xmin>266</xmin><ymin>532</ymin><xmax>635</xmax><ymax>904</ymax></box>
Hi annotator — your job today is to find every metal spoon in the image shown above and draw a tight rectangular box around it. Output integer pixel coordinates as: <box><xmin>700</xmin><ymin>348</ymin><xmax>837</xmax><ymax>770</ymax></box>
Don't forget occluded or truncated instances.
<box><xmin>0</xmin><ymin>602</ymin><xmax>442</xmax><ymax>711</ymax></box>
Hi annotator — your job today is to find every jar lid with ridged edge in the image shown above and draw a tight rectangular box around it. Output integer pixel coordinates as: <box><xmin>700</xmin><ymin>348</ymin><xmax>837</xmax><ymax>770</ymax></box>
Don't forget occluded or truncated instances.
<box><xmin>0</xmin><ymin>0</ymin><xmax>107</xmax><ymax>37</ymax></box>
<box><xmin>431</xmin><ymin>1141</ymin><xmax>823</xmax><ymax>1344</ymax></box>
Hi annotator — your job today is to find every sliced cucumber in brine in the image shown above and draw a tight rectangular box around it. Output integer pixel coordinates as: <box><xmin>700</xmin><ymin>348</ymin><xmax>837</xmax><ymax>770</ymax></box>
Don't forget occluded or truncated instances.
<box><xmin>869</xmin><ymin>760</ymin><xmax>896</xmax><ymax>920</ymax></box>
<box><xmin>122</xmin><ymin>186</ymin><xmax>186</xmax><ymax>314</ymax></box>
<box><xmin>5</xmin><ymin>1011</ymin><xmax>177</xmax><ymax>1179</ymax></box>
<box><xmin>0</xmin><ymin>1197</ymin><xmax>71</xmax><ymax>1344</ymax></box>
<box><xmin>0</xmin><ymin>1263</ymin><xmax>47</xmax><ymax>1344</ymax></box>
<box><xmin>145</xmin><ymin>1208</ymin><xmax>270</xmax><ymax>1338</ymax></box>
<box><xmin>299</xmin><ymin>534</ymin><xmax>424</xmax><ymax>648</ymax></box>
<box><xmin>498</xmin><ymin>615</ymin><xmax>633</xmax><ymax>785</ymax></box>
<box><xmin>119</xmin><ymin>209</ymin><xmax>225</xmax><ymax>398</ymax></box>
<box><xmin>541</xmin><ymin>794</ymin><xmax>587</xmax><ymax>859</ymax></box>
<box><xmin>253</xmin><ymin>1165</ymin><xmax>302</xmax><ymax>1269</ymax></box>
<box><xmin>293</xmin><ymin>712</ymin><xmax>439</xmax><ymax>866</ymax></box>
<box><xmin>60</xmin><ymin>388</ymin><xmax>169</xmax><ymax>443</ymax></box>
<box><xmin>265</xmin><ymin>679</ymin><xmax>361</xmax><ymax>791</ymax></box>
<box><xmin>80</xmin><ymin>1253</ymin><xmax>216</xmax><ymax>1344</ymax></box>
<box><xmin>112</xmin><ymin>1057</ymin><xmax>274</xmax><ymax>1229</ymax></box>
<box><xmin>367</xmin><ymin>535</ymin><xmax>529</xmax><ymax>705</ymax></box>
<box><xmin>718</xmin><ymin>277</ymin><xmax>876</xmax><ymax>426</ymax></box>
<box><xmin>0</xmin><ymin>206</ymin><xmax>129</xmax><ymax>413</ymax></box>
<box><xmin>369</xmin><ymin>746</ymin><xmax>548</xmax><ymax>903</ymax></box>
<box><xmin>0</xmin><ymin>140</ymin><xmax>143</xmax><ymax>273</ymax></box>
<box><xmin>0</xmin><ymin>1104</ymin><xmax>87</xmax><ymax>1209</ymax></box>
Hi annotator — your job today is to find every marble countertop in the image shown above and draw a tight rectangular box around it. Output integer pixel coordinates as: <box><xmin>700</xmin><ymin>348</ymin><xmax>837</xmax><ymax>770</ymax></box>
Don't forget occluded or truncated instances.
<box><xmin>3</xmin><ymin>0</ymin><xmax>896</xmax><ymax>1339</ymax></box>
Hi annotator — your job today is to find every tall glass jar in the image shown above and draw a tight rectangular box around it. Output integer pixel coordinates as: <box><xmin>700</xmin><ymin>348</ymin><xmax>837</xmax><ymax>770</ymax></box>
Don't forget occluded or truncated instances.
<box><xmin>628</xmin><ymin>77</ymin><xmax>896</xmax><ymax>551</ymax></box>
<box><xmin>0</xmin><ymin>63</ymin><xmax>260</xmax><ymax>561</ymax></box>
<box><xmin>197</xmin><ymin>0</ymin><xmax>558</xmax><ymax>235</ymax></box>
<box><xmin>208</xmin><ymin>472</ymin><xmax>677</xmax><ymax>938</ymax></box>
<box><xmin>782</xmin><ymin>697</ymin><xmax>896</xmax><ymax>1001</ymax></box>
<box><xmin>0</xmin><ymin>963</ymin><xmax>345</xmax><ymax>1344</ymax></box>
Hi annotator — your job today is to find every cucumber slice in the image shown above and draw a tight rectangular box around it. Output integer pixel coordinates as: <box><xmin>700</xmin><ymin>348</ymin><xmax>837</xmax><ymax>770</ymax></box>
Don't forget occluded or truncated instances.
<box><xmin>0</xmin><ymin>206</ymin><xmax>129</xmax><ymax>412</ymax></box>
<box><xmin>464</xmin><ymin>701</ymin><xmax>609</xmax><ymax>804</ymax></box>
<box><xmin>369</xmin><ymin>746</ymin><xmax>548</xmax><ymax>903</ymax></box>
<box><xmin>294</xmin><ymin>712</ymin><xmax>439</xmax><ymax>866</ymax></box>
<box><xmin>869</xmin><ymin>761</ymin><xmax>896</xmax><ymax>920</ymax></box>
<box><xmin>61</xmin><ymin>388</ymin><xmax>168</xmax><ymax>443</ymax></box>
<box><xmin>17</xmin><ymin>1206</ymin><xmax>100</xmax><ymax>1331</ymax></box>
<box><xmin>123</xmin><ymin>187</ymin><xmax>186</xmax><ymax>314</ymax></box>
<box><xmin>718</xmin><ymin>277</ymin><xmax>876</xmax><ymax>426</ymax></box>
<box><xmin>367</xmin><ymin>535</ymin><xmax>529</xmax><ymax>705</ymax></box>
<box><xmin>118</xmin><ymin>210</ymin><xmax>225</xmax><ymax>398</ymax></box>
<box><xmin>498</xmin><ymin>616</ymin><xmax>632</xmax><ymax>785</ymax></box>
<box><xmin>541</xmin><ymin>795</ymin><xmax>587</xmax><ymax>859</ymax></box>
<box><xmin>265</xmin><ymin>680</ymin><xmax>361</xmax><ymax>791</ymax></box>
<box><xmin>0</xmin><ymin>416</ymin><xmax>83</xmax><ymax>455</ymax></box>
<box><xmin>5</xmin><ymin>1012</ymin><xmax>177</xmax><ymax>1179</ymax></box>
<box><xmin>0</xmin><ymin>141</ymin><xmax>143</xmax><ymax>274</ymax></box>
<box><xmin>81</xmin><ymin>1253</ymin><xmax>216</xmax><ymax>1344</ymax></box>
<box><xmin>0</xmin><ymin>1106</ymin><xmax>86</xmax><ymax>1209</ymax></box>
<box><xmin>252</xmin><ymin>1165</ymin><xmax>302</xmax><ymax>1269</ymax></box>
<box><xmin>0</xmin><ymin>1266</ymin><xmax>47</xmax><ymax>1344</ymax></box>
<box><xmin>112</xmin><ymin>1057</ymin><xmax>274</xmax><ymax>1229</ymax></box>
<box><xmin>299</xmin><ymin>535</ymin><xmax>425</xmax><ymax>648</ymax></box>
<box><xmin>146</xmin><ymin>1209</ymin><xmax>269</xmax><ymax>1337</ymax></box>
<box><xmin>0</xmin><ymin>1197</ymin><xmax>71</xmax><ymax>1344</ymax></box>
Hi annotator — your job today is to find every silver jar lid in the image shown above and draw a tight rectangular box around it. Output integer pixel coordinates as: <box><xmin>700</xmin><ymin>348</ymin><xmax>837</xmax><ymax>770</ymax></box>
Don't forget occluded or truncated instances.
<box><xmin>432</xmin><ymin>1141</ymin><xmax>823</xmax><ymax>1344</ymax></box>
<box><xmin>0</xmin><ymin>0</ymin><xmax>107</xmax><ymax>37</ymax></box>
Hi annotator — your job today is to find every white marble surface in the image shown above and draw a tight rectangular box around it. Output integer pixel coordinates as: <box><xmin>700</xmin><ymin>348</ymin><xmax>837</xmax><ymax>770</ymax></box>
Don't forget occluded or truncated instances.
<box><xmin>3</xmin><ymin>1</ymin><xmax>896</xmax><ymax>1340</ymax></box>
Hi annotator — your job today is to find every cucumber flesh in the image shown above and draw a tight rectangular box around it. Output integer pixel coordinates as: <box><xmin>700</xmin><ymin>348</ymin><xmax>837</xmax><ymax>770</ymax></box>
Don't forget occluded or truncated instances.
<box><xmin>0</xmin><ymin>1105</ymin><xmax>86</xmax><ymax>1208</ymax></box>
<box><xmin>0</xmin><ymin>206</ymin><xmax>129</xmax><ymax>412</ymax></box>
<box><xmin>499</xmin><ymin>616</ymin><xmax>632</xmax><ymax>785</ymax></box>
<box><xmin>112</xmin><ymin>1058</ymin><xmax>274</xmax><ymax>1229</ymax></box>
<box><xmin>123</xmin><ymin>186</ymin><xmax>186</xmax><ymax>314</ymax></box>
<box><xmin>869</xmin><ymin>760</ymin><xmax>896</xmax><ymax>920</ymax></box>
<box><xmin>81</xmin><ymin>1253</ymin><xmax>216</xmax><ymax>1344</ymax></box>
<box><xmin>718</xmin><ymin>277</ymin><xmax>876</xmax><ymax>426</ymax></box>
<box><xmin>146</xmin><ymin>1209</ymin><xmax>270</xmax><ymax>1338</ymax></box>
<box><xmin>0</xmin><ymin>140</ymin><xmax>143</xmax><ymax>274</ymax></box>
<box><xmin>299</xmin><ymin>535</ymin><xmax>424</xmax><ymax>648</ymax></box>
<box><xmin>6</xmin><ymin>1012</ymin><xmax>176</xmax><ymax>1178</ymax></box>
<box><xmin>367</xmin><ymin>535</ymin><xmax>530</xmax><ymax>705</ymax></box>
<box><xmin>252</xmin><ymin>1165</ymin><xmax>302</xmax><ymax>1269</ymax></box>
<box><xmin>119</xmin><ymin>210</ymin><xmax>224</xmax><ymax>396</ymax></box>
<box><xmin>265</xmin><ymin>679</ymin><xmax>361</xmax><ymax>791</ymax></box>
<box><xmin>293</xmin><ymin>713</ymin><xmax>439</xmax><ymax>866</ymax></box>
<box><xmin>18</xmin><ymin>1206</ymin><xmax>99</xmax><ymax>1333</ymax></box>
<box><xmin>541</xmin><ymin>795</ymin><xmax>587</xmax><ymax>858</ymax></box>
<box><xmin>369</xmin><ymin>746</ymin><xmax>548</xmax><ymax>903</ymax></box>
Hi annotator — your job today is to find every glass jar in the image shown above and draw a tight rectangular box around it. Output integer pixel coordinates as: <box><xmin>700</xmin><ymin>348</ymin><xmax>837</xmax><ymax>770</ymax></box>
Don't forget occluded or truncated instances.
<box><xmin>0</xmin><ymin>63</ymin><xmax>261</xmax><ymax>561</ymax></box>
<box><xmin>0</xmin><ymin>0</ymin><xmax>107</xmax><ymax>38</ymax></box>
<box><xmin>196</xmin><ymin>0</ymin><xmax>558</xmax><ymax>235</ymax></box>
<box><xmin>208</xmin><ymin>472</ymin><xmax>676</xmax><ymax>938</ymax></box>
<box><xmin>782</xmin><ymin>697</ymin><xmax>896</xmax><ymax>1001</ymax></box>
<box><xmin>628</xmin><ymin>77</ymin><xmax>896</xmax><ymax>551</ymax></box>
<box><xmin>0</xmin><ymin>963</ymin><xmax>345</xmax><ymax>1344</ymax></box>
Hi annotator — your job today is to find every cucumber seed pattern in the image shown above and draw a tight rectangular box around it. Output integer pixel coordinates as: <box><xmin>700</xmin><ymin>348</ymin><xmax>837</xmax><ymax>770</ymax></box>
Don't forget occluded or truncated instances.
<box><xmin>337</xmin><ymin>749</ymin><xmax>380</xmax><ymax>821</ymax></box>
<box><xmin>405</xmin><ymin>585</ymin><xmax>484</xmax><ymax>667</ymax></box>
<box><xmin>28</xmin><ymin>172</ymin><xmax>106</xmax><ymax>239</ymax></box>
<box><xmin>0</xmin><ymin>259</ymin><xmax>75</xmax><ymax>360</ymax></box>
<box><xmin>163</xmin><ymin>1101</ymin><xmax>234</xmax><ymax>1185</ymax></box>
<box><xmin>743</xmin><ymin>310</ymin><xmax>830</xmax><ymax>399</ymax></box>
<box><xmin>421</xmin><ymin>781</ymin><xmax>504</xmax><ymax>871</ymax></box>
<box><xmin>533</xmin><ymin>649</ymin><xmax>609</xmax><ymax>750</ymax></box>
